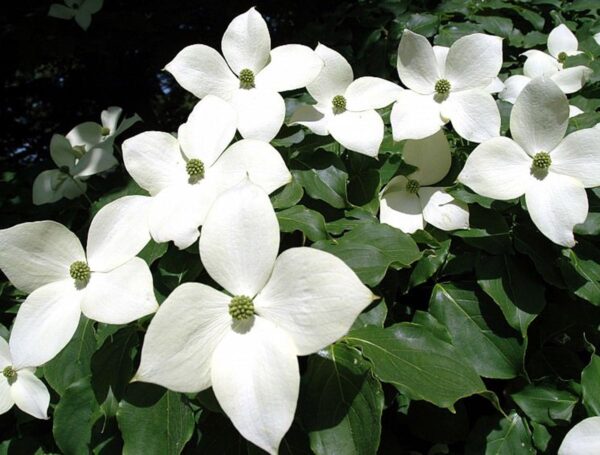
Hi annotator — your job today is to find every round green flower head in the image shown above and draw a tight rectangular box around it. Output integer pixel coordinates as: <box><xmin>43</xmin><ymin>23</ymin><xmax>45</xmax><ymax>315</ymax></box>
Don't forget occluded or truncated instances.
<box><xmin>435</xmin><ymin>79</ymin><xmax>451</xmax><ymax>95</ymax></box>
<box><xmin>3</xmin><ymin>366</ymin><xmax>17</xmax><ymax>384</ymax></box>
<box><xmin>101</xmin><ymin>126</ymin><xmax>111</xmax><ymax>136</ymax></box>
<box><xmin>239</xmin><ymin>68</ymin><xmax>255</xmax><ymax>90</ymax></box>
<box><xmin>406</xmin><ymin>179</ymin><xmax>420</xmax><ymax>194</ymax></box>
<box><xmin>532</xmin><ymin>152</ymin><xmax>552</xmax><ymax>170</ymax></box>
<box><xmin>557</xmin><ymin>52</ymin><xmax>567</xmax><ymax>64</ymax></box>
<box><xmin>229</xmin><ymin>295</ymin><xmax>254</xmax><ymax>321</ymax></box>
<box><xmin>70</xmin><ymin>260</ymin><xmax>91</xmax><ymax>282</ymax></box>
<box><xmin>186</xmin><ymin>158</ymin><xmax>205</xmax><ymax>178</ymax></box>
<box><xmin>71</xmin><ymin>145</ymin><xmax>86</xmax><ymax>159</ymax></box>
<box><xmin>332</xmin><ymin>95</ymin><xmax>347</xmax><ymax>115</ymax></box>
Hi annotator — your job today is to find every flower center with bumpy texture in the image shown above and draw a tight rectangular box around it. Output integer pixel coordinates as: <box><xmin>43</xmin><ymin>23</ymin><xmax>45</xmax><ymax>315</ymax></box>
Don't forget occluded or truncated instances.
<box><xmin>406</xmin><ymin>179</ymin><xmax>420</xmax><ymax>194</ymax></box>
<box><xmin>229</xmin><ymin>295</ymin><xmax>254</xmax><ymax>321</ymax></box>
<box><xmin>434</xmin><ymin>79</ymin><xmax>451</xmax><ymax>95</ymax></box>
<box><xmin>3</xmin><ymin>366</ymin><xmax>17</xmax><ymax>384</ymax></box>
<box><xmin>332</xmin><ymin>95</ymin><xmax>347</xmax><ymax>115</ymax></box>
<box><xmin>101</xmin><ymin>127</ymin><xmax>111</xmax><ymax>136</ymax></box>
<box><xmin>239</xmin><ymin>68</ymin><xmax>255</xmax><ymax>90</ymax></box>
<box><xmin>532</xmin><ymin>152</ymin><xmax>552</xmax><ymax>170</ymax></box>
<box><xmin>71</xmin><ymin>145</ymin><xmax>86</xmax><ymax>159</ymax></box>
<box><xmin>186</xmin><ymin>159</ymin><xmax>205</xmax><ymax>178</ymax></box>
<box><xmin>557</xmin><ymin>52</ymin><xmax>567</xmax><ymax>64</ymax></box>
<box><xmin>70</xmin><ymin>261</ymin><xmax>90</xmax><ymax>282</ymax></box>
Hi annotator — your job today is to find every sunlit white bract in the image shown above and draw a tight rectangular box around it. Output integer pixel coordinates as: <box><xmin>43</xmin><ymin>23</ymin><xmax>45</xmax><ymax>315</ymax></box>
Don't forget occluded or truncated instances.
<box><xmin>558</xmin><ymin>417</ymin><xmax>600</xmax><ymax>455</ymax></box>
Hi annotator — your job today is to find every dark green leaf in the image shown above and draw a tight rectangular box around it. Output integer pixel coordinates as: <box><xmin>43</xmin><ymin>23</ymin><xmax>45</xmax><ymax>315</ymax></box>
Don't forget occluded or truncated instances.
<box><xmin>277</xmin><ymin>205</ymin><xmax>328</xmax><ymax>241</ymax></box>
<box><xmin>270</xmin><ymin>179</ymin><xmax>304</xmax><ymax>210</ymax></box>
<box><xmin>511</xmin><ymin>384</ymin><xmax>578</xmax><ymax>426</ymax></box>
<box><xmin>292</xmin><ymin>152</ymin><xmax>348</xmax><ymax>209</ymax></box>
<box><xmin>559</xmin><ymin>240</ymin><xmax>600</xmax><ymax>305</ymax></box>
<box><xmin>466</xmin><ymin>411</ymin><xmax>535</xmax><ymax>454</ymax></box>
<box><xmin>138</xmin><ymin>240</ymin><xmax>168</xmax><ymax>266</ymax></box>
<box><xmin>581</xmin><ymin>354</ymin><xmax>600</xmax><ymax>416</ymax></box>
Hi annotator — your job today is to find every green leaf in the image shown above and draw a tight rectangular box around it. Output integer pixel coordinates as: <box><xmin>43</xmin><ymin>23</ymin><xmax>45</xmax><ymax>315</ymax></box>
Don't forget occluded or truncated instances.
<box><xmin>454</xmin><ymin>205</ymin><xmax>512</xmax><ymax>254</ymax></box>
<box><xmin>559</xmin><ymin>240</ymin><xmax>600</xmax><ymax>305</ymax></box>
<box><xmin>476</xmin><ymin>255</ymin><xmax>546</xmax><ymax>337</ymax></box>
<box><xmin>138</xmin><ymin>240</ymin><xmax>168</xmax><ymax>266</ymax></box>
<box><xmin>156</xmin><ymin>248</ymin><xmax>203</xmax><ymax>292</ymax></box>
<box><xmin>473</xmin><ymin>16</ymin><xmax>513</xmax><ymax>38</ymax></box>
<box><xmin>53</xmin><ymin>377</ymin><xmax>100</xmax><ymax>455</ymax></box>
<box><xmin>430</xmin><ymin>283</ymin><xmax>525</xmax><ymax>379</ymax></box>
<box><xmin>292</xmin><ymin>152</ymin><xmax>348</xmax><ymax>209</ymax></box>
<box><xmin>518</xmin><ymin>7</ymin><xmax>545</xmax><ymax>30</ymax></box>
<box><xmin>301</xmin><ymin>344</ymin><xmax>384</xmax><ymax>455</ymax></box>
<box><xmin>582</xmin><ymin>354</ymin><xmax>600</xmax><ymax>416</ymax></box>
<box><xmin>270</xmin><ymin>179</ymin><xmax>304</xmax><ymax>210</ymax></box>
<box><xmin>466</xmin><ymin>411</ymin><xmax>535</xmax><ymax>454</ymax></box>
<box><xmin>352</xmin><ymin>300</ymin><xmax>388</xmax><ymax>330</ymax></box>
<box><xmin>277</xmin><ymin>205</ymin><xmax>328</xmax><ymax>241</ymax></box>
<box><xmin>511</xmin><ymin>384</ymin><xmax>578</xmax><ymax>426</ymax></box>
<box><xmin>408</xmin><ymin>238</ymin><xmax>451</xmax><ymax>289</ymax></box>
<box><xmin>90</xmin><ymin>180</ymin><xmax>148</xmax><ymax>216</ymax></box>
<box><xmin>44</xmin><ymin>317</ymin><xmax>96</xmax><ymax>395</ymax></box>
<box><xmin>513</xmin><ymin>224</ymin><xmax>564</xmax><ymax>288</ymax></box>
<box><xmin>345</xmin><ymin>323</ymin><xmax>486</xmax><ymax>410</ymax></box>
<box><xmin>117</xmin><ymin>384</ymin><xmax>195</xmax><ymax>455</ymax></box>
<box><xmin>313</xmin><ymin>223</ymin><xmax>421</xmax><ymax>286</ymax></box>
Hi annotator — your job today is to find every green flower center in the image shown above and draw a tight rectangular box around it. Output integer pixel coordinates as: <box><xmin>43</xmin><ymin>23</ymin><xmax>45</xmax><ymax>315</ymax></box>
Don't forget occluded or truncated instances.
<box><xmin>406</xmin><ymin>179</ymin><xmax>420</xmax><ymax>194</ymax></box>
<box><xmin>71</xmin><ymin>145</ymin><xmax>86</xmax><ymax>159</ymax></box>
<box><xmin>332</xmin><ymin>95</ymin><xmax>347</xmax><ymax>115</ymax></box>
<box><xmin>229</xmin><ymin>295</ymin><xmax>254</xmax><ymax>321</ymax></box>
<box><xmin>186</xmin><ymin>159</ymin><xmax>205</xmax><ymax>178</ymax></box>
<box><xmin>70</xmin><ymin>260</ymin><xmax>90</xmax><ymax>282</ymax></box>
<box><xmin>101</xmin><ymin>126</ymin><xmax>111</xmax><ymax>136</ymax></box>
<box><xmin>434</xmin><ymin>79</ymin><xmax>451</xmax><ymax>95</ymax></box>
<box><xmin>3</xmin><ymin>366</ymin><xmax>17</xmax><ymax>385</ymax></box>
<box><xmin>557</xmin><ymin>52</ymin><xmax>567</xmax><ymax>64</ymax></box>
<box><xmin>239</xmin><ymin>68</ymin><xmax>255</xmax><ymax>90</ymax></box>
<box><xmin>532</xmin><ymin>152</ymin><xmax>552</xmax><ymax>170</ymax></box>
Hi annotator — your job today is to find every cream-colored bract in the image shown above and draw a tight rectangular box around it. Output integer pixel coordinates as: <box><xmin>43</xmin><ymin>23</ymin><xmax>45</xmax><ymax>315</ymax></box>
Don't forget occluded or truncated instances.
<box><xmin>391</xmin><ymin>30</ymin><xmax>503</xmax><ymax>143</ymax></box>
<box><xmin>289</xmin><ymin>44</ymin><xmax>403</xmax><ymax>157</ymax></box>
<box><xmin>0</xmin><ymin>198</ymin><xmax>158</xmax><ymax>368</ymax></box>
<box><xmin>558</xmin><ymin>417</ymin><xmax>600</xmax><ymax>455</ymax></box>
<box><xmin>165</xmin><ymin>7</ymin><xmax>323</xmax><ymax>142</ymax></box>
<box><xmin>459</xmin><ymin>77</ymin><xmax>600</xmax><ymax>247</ymax></box>
<box><xmin>134</xmin><ymin>180</ymin><xmax>375</xmax><ymax>454</ymax></box>
<box><xmin>0</xmin><ymin>337</ymin><xmax>49</xmax><ymax>420</ymax></box>
<box><xmin>121</xmin><ymin>95</ymin><xmax>291</xmax><ymax>249</ymax></box>
<box><xmin>379</xmin><ymin>131</ymin><xmax>469</xmax><ymax>233</ymax></box>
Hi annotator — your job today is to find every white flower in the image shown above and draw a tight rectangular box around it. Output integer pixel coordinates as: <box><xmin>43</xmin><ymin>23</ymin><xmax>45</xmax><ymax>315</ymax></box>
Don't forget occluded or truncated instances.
<box><xmin>165</xmin><ymin>7</ymin><xmax>323</xmax><ymax>142</ymax></box>
<box><xmin>380</xmin><ymin>131</ymin><xmax>469</xmax><ymax>233</ymax></box>
<box><xmin>121</xmin><ymin>95</ymin><xmax>291</xmax><ymax>249</ymax></box>
<box><xmin>0</xmin><ymin>337</ymin><xmax>49</xmax><ymax>420</ymax></box>
<box><xmin>289</xmin><ymin>44</ymin><xmax>402</xmax><ymax>157</ymax></box>
<box><xmin>0</xmin><ymin>197</ymin><xmax>158</xmax><ymax>368</ymax></box>
<box><xmin>500</xmin><ymin>25</ymin><xmax>592</xmax><ymax>104</ymax></box>
<box><xmin>134</xmin><ymin>180</ymin><xmax>374</xmax><ymax>454</ymax></box>
<box><xmin>391</xmin><ymin>30</ymin><xmax>503</xmax><ymax>143</ymax></box>
<box><xmin>558</xmin><ymin>417</ymin><xmax>600</xmax><ymax>455</ymax></box>
<box><xmin>459</xmin><ymin>77</ymin><xmax>600</xmax><ymax>247</ymax></box>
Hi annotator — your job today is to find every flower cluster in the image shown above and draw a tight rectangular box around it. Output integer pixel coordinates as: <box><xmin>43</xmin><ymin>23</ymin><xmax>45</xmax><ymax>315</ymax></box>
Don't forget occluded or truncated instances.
<box><xmin>2</xmin><ymin>7</ymin><xmax>600</xmax><ymax>454</ymax></box>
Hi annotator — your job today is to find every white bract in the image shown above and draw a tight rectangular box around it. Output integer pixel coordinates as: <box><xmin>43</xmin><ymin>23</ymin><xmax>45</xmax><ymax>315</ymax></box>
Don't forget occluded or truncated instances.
<box><xmin>500</xmin><ymin>25</ymin><xmax>592</xmax><ymax>104</ymax></box>
<box><xmin>459</xmin><ymin>77</ymin><xmax>600</xmax><ymax>247</ymax></box>
<box><xmin>0</xmin><ymin>337</ymin><xmax>49</xmax><ymax>420</ymax></box>
<box><xmin>558</xmin><ymin>417</ymin><xmax>600</xmax><ymax>455</ymax></box>
<box><xmin>391</xmin><ymin>30</ymin><xmax>502</xmax><ymax>143</ymax></box>
<box><xmin>121</xmin><ymin>95</ymin><xmax>291</xmax><ymax>249</ymax></box>
<box><xmin>289</xmin><ymin>44</ymin><xmax>402</xmax><ymax>157</ymax></box>
<box><xmin>165</xmin><ymin>7</ymin><xmax>323</xmax><ymax>142</ymax></box>
<box><xmin>0</xmin><ymin>197</ymin><xmax>158</xmax><ymax>368</ymax></box>
<box><xmin>135</xmin><ymin>180</ymin><xmax>374</xmax><ymax>454</ymax></box>
<box><xmin>380</xmin><ymin>131</ymin><xmax>469</xmax><ymax>233</ymax></box>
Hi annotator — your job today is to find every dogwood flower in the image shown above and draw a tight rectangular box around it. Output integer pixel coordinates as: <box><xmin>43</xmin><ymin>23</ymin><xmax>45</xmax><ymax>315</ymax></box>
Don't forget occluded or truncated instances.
<box><xmin>459</xmin><ymin>77</ymin><xmax>600</xmax><ymax>247</ymax></box>
<box><xmin>0</xmin><ymin>337</ymin><xmax>49</xmax><ymax>420</ymax></box>
<box><xmin>380</xmin><ymin>131</ymin><xmax>469</xmax><ymax>233</ymax></box>
<box><xmin>558</xmin><ymin>417</ymin><xmax>600</xmax><ymax>455</ymax></box>
<box><xmin>289</xmin><ymin>44</ymin><xmax>402</xmax><ymax>156</ymax></box>
<box><xmin>121</xmin><ymin>95</ymin><xmax>291</xmax><ymax>249</ymax></box>
<box><xmin>134</xmin><ymin>180</ymin><xmax>374</xmax><ymax>454</ymax></box>
<box><xmin>0</xmin><ymin>196</ymin><xmax>158</xmax><ymax>367</ymax></box>
<box><xmin>165</xmin><ymin>7</ymin><xmax>323</xmax><ymax>142</ymax></box>
<box><xmin>391</xmin><ymin>30</ymin><xmax>502</xmax><ymax>143</ymax></box>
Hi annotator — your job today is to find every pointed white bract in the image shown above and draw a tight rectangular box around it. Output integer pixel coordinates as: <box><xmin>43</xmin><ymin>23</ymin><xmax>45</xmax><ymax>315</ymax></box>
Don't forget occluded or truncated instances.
<box><xmin>379</xmin><ymin>131</ymin><xmax>469</xmax><ymax>233</ymax></box>
<box><xmin>391</xmin><ymin>30</ymin><xmax>502</xmax><ymax>143</ymax></box>
<box><xmin>135</xmin><ymin>180</ymin><xmax>374</xmax><ymax>454</ymax></box>
<box><xmin>558</xmin><ymin>417</ymin><xmax>600</xmax><ymax>455</ymax></box>
<box><xmin>122</xmin><ymin>95</ymin><xmax>291</xmax><ymax>249</ymax></box>
<box><xmin>0</xmin><ymin>198</ymin><xmax>158</xmax><ymax>368</ymax></box>
<box><xmin>459</xmin><ymin>77</ymin><xmax>600</xmax><ymax>247</ymax></box>
<box><xmin>165</xmin><ymin>8</ymin><xmax>323</xmax><ymax>142</ymax></box>
<box><xmin>0</xmin><ymin>337</ymin><xmax>50</xmax><ymax>420</ymax></box>
<box><xmin>289</xmin><ymin>44</ymin><xmax>402</xmax><ymax>157</ymax></box>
